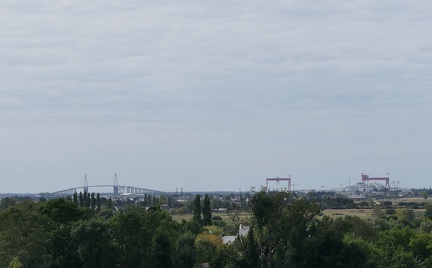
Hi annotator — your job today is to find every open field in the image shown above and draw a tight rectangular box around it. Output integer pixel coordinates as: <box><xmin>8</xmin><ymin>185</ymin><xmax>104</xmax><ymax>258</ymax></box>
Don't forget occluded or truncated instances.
<box><xmin>323</xmin><ymin>208</ymin><xmax>425</xmax><ymax>220</ymax></box>
<box><xmin>172</xmin><ymin>211</ymin><xmax>251</xmax><ymax>224</ymax></box>
<box><xmin>174</xmin><ymin>209</ymin><xmax>426</xmax><ymax>222</ymax></box>
<box><xmin>322</xmin><ymin>209</ymin><xmax>375</xmax><ymax>219</ymax></box>
<box><xmin>382</xmin><ymin>197</ymin><xmax>432</xmax><ymax>204</ymax></box>
<box><xmin>172</xmin><ymin>197</ymin><xmax>430</xmax><ymax>222</ymax></box>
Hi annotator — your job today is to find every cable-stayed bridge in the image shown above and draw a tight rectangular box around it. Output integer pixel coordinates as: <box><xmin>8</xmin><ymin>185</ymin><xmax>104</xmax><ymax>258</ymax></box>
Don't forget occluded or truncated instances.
<box><xmin>51</xmin><ymin>173</ymin><xmax>164</xmax><ymax>196</ymax></box>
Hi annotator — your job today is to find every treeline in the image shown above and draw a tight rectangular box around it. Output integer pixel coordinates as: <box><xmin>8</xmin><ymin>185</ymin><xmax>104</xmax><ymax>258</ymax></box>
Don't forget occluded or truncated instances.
<box><xmin>2</xmin><ymin>192</ymin><xmax>432</xmax><ymax>267</ymax></box>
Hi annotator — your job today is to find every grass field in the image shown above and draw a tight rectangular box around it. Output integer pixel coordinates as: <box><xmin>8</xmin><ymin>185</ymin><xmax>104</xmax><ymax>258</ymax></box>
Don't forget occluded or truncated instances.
<box><xmin>172</xmin><ymin>197</ymin><xmax>430</xmax><ymax>222</ymax></box>
<box><xmin>322</xmin><ymin>209</ymin><xmax>375</xmax><ymax>219</ymax></box>
<box><xmin>172</xmin><ymin>211</ymin><xmax>251</xmax><ymax>224</ymax></box>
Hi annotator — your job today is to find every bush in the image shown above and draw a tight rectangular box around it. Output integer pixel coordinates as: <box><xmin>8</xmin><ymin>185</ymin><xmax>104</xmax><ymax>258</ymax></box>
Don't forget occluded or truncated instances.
<box><xmin>170</xmin><ymin>207</ymin><xmax>189</xmax><ymax>215</ymax></box>
<box><xmin>358</xmin><ymin>201</ymin><xmax>369</xmax><ymax>207</ymax></box>
<box><xmin>383</xmin><ymin>201</ymin><xmax>392</xmax><ymax>206</ymax></box>
<box><xmin>385</xmin><ymin>208</ymin><xmax>396</xmax><ymax>215</ymax></box>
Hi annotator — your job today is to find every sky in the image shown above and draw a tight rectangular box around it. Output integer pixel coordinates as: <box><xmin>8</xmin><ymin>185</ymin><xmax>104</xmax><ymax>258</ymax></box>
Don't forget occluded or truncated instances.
<box><xmin>1</xmin><ymin>0</ymin><xmax>432</xmax><ymax>193</ymax></box>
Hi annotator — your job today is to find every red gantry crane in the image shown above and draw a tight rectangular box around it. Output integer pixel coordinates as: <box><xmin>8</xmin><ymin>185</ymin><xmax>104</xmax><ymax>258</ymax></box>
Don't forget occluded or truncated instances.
<box><xmin>361</xmin><ymin>173</ymin><xmax>390</xmax><ymax>189</ymax></box>
<box><xmin>266</xmin><ymin>176</ymin><xmax>291</xmax><ymax>191</ymax></box>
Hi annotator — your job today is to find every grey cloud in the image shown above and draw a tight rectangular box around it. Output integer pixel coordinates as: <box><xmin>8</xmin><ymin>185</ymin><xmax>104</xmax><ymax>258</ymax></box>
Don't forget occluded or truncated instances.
<box><xmin>1</xmin><ymin>0</ymin><xmax>432</xmax><ymax>192</ymax></box>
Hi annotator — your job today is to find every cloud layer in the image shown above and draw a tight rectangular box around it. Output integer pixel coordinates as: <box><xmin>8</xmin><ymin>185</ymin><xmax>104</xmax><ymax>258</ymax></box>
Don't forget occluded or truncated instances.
<box><xmin>1</xmin><ymin>0</ymin><xmax>432</xmax><ymax>192</ymax></box>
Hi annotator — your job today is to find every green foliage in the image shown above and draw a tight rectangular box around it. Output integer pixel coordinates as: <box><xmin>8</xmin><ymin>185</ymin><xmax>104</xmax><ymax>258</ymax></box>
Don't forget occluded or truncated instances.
<box><xmin>419</xmin><ymin>219</ymin><xmax>432</xmax><ymax>233</ymax></box>
<box><xmin>0</xmin><ymin>201</ymin><xmax>52</xmax><ymax>267</ymax></box>
<box><xmin>79</xmin><ymin>192</ymin><xmax>83</xmax><ymax>208</ymax></box>
<box><xmin>424</xmin><ymin>203</ymin><xmax>432</xmax><ymax>219</ymax></box>
<box><xmin>8</xmin><ymin>257</ymin><xmax>22</xmax><ymax>268</ymax></box>
<box><xmin>73</xmin><ymin>192</ymin><xmax>78</xmax><ymax>205</ymax></box>
<box><xmin>39</xmin><ymin>198</ymin><xmax>84</xmax><ymax>225</ymax></box>
<box><xmin>193</xmin><ymin>194</ymin><xmax>202</xmax><ymax>226</ymax></box>
<box><xmin>107</xmin><ymin>196</ymin><xmax>112</xmax><ymax>209</ymax></box>
<box><xmin>173</xmin><ymin>231</ymin><xmax>196</xmax><ymax>268</ymax></box>
<box><xmin>71</xmin><ymin>218</ymin><xmax>119</xmax><ymax>268</ymax></box>
<box><xmin>373</xmin><ymin>205</ymin><xmax>385</xmax><ymax>218</ymax></box>
<box><xmin>395</xmin><ymin>208</ymin><xmax>415</xmax><ymax>226</ymax></box>
<box><xmin>250</xmin><ymin>191</ymin><xmax>324</xmax><ymax>267</ymax></box>
<box><xmin>96</xmin><ymin>193</ymin><xmax>101</xmax><ymax>213</ymax></box>
<box><xmin>195</xmin><ymin>234</ymin><xmax>223</xmax><ymax>266</ymax></box>
<box><xmin>202</xmin><ymin>194</ymin><xmax>212</xmax><ymax>226</ymax></box>
<box><xmin>241</xmin><ymin>227</ymin><xmax>259</xmax><ymax>267</ymax></box>
<box><xmin>153</xmin><ymin>232</ymin><xmax>172</xmax><ymax>268</ymax></box>
<box><xmin>5</xmin><ymin>195</ymin><xmax>432</xmax><ymax>268</ymax></box>
<box><xmin>112</xmin><ymin>206</ymin><xmax>158</xmax><ymax>267</ymax></box>
<box><xmin>336</xmin><ymin>216</ymin><xmax>378</xmax><ymax>242</ymax></box>
<box><xmin>0</xmin><ymin>197</ymin><xmax>17</xmax><ymax>209</ymax></box>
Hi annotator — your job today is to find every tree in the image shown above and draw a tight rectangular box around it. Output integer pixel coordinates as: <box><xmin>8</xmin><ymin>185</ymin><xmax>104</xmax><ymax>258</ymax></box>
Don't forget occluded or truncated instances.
<box><xmin>250</xmin><ymin>190</ymin><xmax>329</xmax><ymax>267</ymax></box>
<box><xmin>0</xmin><ymin>201</ymin><xmax>52</xmax><ymax>267</ymax></box>
<box><xmin>79</xmin><ymin>192</ymin><xmax>83</xmax><ymax>208</ymax></box>
<box><xmin>195</xmin><ymin>232</ymin><xmax>224</xmax><ymax>266</ymax></box>
<box><xmin>153</xmin><ymin>232</ymin><xmax>172</xmax><ymax>268</ymax></box>
<box><xmin>0</xmin><ymin>197</ymin><xmax>17</xmax><ymax>209</ymax></box>
<box><xmin>424</xmin><ymin>203</ymin><xmax>432</xmax><ymax>219</ymax></box>
<box><xmin>107</xmin><ymin>197</ymin><xmax>112</xmax><ymax>210</ymax></box>
<box><xmin>70</xmin><ymin>218</ymin><xmax>119</xmax><ymax>268</ymax></box>
<box><xmin>85</xmin><ymin>192</ymin><xmax>91</xmax><ymax>208</ymax></box>
<box><xmin>39</xmin><ymin>198</ymin><xmax>83</xmax><ymax>225</ymax></box>
<box><xmin>193</xmin><ymin>194</ymin><xmax>202</xmax><ymax>226</ymax></box>
<box><xmin>241</xmin><ymin>227</ymin><xmax>259</xmax><ymax>267</ymax></box>
<box><xmin>112</xmin><ymin>206</ymin><xmax>153</xmax><ymax>267</ymax></box>
<box><xmin>112</xmin><ymin>206</ymin><xmax>179</xmax><ymax>267</ymax></box>
<box><xmin>8</xmin><ymin>257</ymin><xmax>23</xmax><ymax>268</ymax></box>
<box><xmin>91</xmin><ymin>192</ymin><xmax>96</xmax><ymax>211</ymax></box>
<box><xmin>396</xmin><ymin>208</ymin><xmax>415</xmax><ymax>225</ymax></box>
<box><xmin>373</xmin><ymin>205</ymin><xmax>385</xmax><ymax>218</ymax></box>
<box><xmin>168</xmin><ymin>197</ymin><xmax>172</xmax><ymax>208</ymax></box>
<box><xmin>202</xmin><ymin>194</ymin><xmax>212</xmax><ymax>226</ymax></box>
<box><xmin>173</xmin><ymin>232</ymin><xmax>196</xmax><ymax>268</ymax></box>
<box><xmin>73</xmin><ymin>192</ymin><xmax>78</xmax><ymax>206</ymax></box>
<box><xmin>96</xmin><ymin>193</ymin><xmax>101</xmax><ymax>214</ymax></box>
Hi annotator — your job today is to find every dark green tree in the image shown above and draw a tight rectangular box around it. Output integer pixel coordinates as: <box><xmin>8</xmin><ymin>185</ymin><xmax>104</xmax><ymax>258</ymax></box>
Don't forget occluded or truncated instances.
<box><xmin>0</xmin><ymin>201</ymin><xmax>51</xmax><ymax>267</ymax></box>
<box><xmin>39</xmin><ymin>198</ymin><xmax>84</xmax><ymax>225</ymax></box>
<box><xmin>83</xmin><ymin>192</ymin><xmax>87</xmax><ymax>206</ymax></box>
<box><xmin>202</xmin><ymin>194</ymin><xmax>212</xmax><ymax>226</ymax></box>
<box><xmin>107</xmin><ymin>197</ymin><xmax>112</xmax><ymax>210</ymax></box>
<box><xmin>193</xmin><ymin>194</ymin><xmax>202</xmax><ymax>226</ymax></box>
<box><xmin>71</xmin><ymin>218</ymin><xmax>119</xmax><ymax>268</ymax></box>
<box><xmin>153</xmin><ymin>232</ymin><xmax>172</xmax><ymax>268</ymax></box>
<box><xmin>168</xmin><ymin>197</ymin><xmax>172</xmax><ymax>208</ymax></box>
<box><xmin>91</xmin><ymin>192</ymin><xmax>96</xmax><ymax>211</ymax></box>
<box><xmin>424</xmin><ymin>203</ymin><xmax>432</xmax><ymax>219</ymax></box>
<box><xmin>85</xmin><ymin>192</ymin><xmax>91</xmax><ymax>208</ymax></box>
<box><xmin>73</xmin><ymin>192</ymin><xmax>78</xmax><ymax>206</ymax></box>
<box><xmin>173</xmin><ymin>231</ymin><xmax>196</xmax><ymax>268</ymax></box>
<box><xmin>79</xmin><ymin>192</ymin><xmax>83</xmax><ymax>208</ymax></box>
<box><xmin>0</xmin><ymin>197</ymin><xmax>16</xmax><ymax>209</ymax></box>
<box><xmin>250</xmin><ymin>190</ymin><xmax>322</xmax><ymax>267</ymax></box>
<box><xmin>241</xmin><ymin>226</ymin><xmax>259</xmax><ymax>267</ymax></box>
<box><xmin>112</xmin><ymin>206</ymin><xmax>178</xmax><ymax>267</ymax></box>
<box><xmin>96</xmin><ymin>193</ymin><xmax>101</xmax><ymax>213</ymax></box>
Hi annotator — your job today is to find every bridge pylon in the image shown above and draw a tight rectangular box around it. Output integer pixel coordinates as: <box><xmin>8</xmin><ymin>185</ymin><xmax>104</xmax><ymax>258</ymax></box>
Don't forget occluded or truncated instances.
<box><xmin>84</xmin><ymin>174</ymin><xmax>89</xmax><ymax>193</ymax></box>
<box><xmin>114</xmin><ymin>172</ymin><xmax>119</xmax><ymax>195</ymax></box>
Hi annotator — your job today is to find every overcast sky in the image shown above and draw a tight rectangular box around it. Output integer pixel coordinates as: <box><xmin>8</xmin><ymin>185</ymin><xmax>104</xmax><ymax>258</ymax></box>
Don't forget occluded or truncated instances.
<box><xmin>1</xmin><ymin>0</ymin><xmax>432</xmax><ymax>193</ymax></box>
